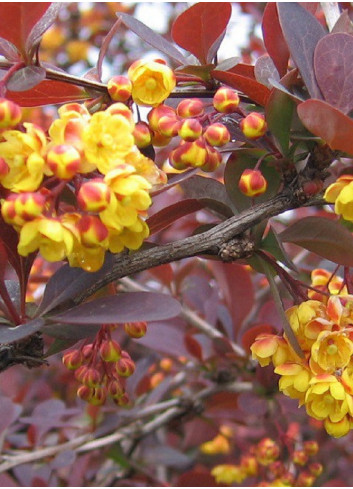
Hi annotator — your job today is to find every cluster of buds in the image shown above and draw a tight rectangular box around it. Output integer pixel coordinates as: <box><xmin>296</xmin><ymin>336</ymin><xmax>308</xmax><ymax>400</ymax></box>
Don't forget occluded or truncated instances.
<box><xmin>210</xmin><ymin>434</ymin><xmax>322</xmax><ymax>486</ymax></box>
<box><xmin>0</xmin><ymin>97</ymin><xmax>166</xmax><ymax>272</ymax></box>
<box><xmin>251</xmin><ymin>268</ymin><xmax>353</xmax><ymax>438</ymax></box>
<box><xmin>62</xmin><ymin>321</ymin><xmax>147</xmax><ymax>406</ymax></box>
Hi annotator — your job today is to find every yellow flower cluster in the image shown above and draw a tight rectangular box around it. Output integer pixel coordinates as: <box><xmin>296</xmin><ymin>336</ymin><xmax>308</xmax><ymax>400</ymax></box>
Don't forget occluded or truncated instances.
<box><xmin>251</xmin><ymin>273</ymin><xmax>353</xmax><ymax>438</ymax></box>
<box><xmin>325</xmin><ymin>174</ymin><xmax>353</xmax><ymax>221</ymax></box>
<box><xmin>0</xmin><ymin>101</ymin><xmax>166</xmax><ymax>272</ymax></box>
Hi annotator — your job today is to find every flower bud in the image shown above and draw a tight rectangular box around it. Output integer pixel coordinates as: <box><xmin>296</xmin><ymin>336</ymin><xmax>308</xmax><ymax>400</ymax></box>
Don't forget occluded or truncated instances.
<box><xmin>203</xmin><ymin>123</ymin><xmax>230</xmax><ymax>147</ymax></box>
<box><xmin>62</xmin><ymin>349</ymin><xmax>84</xmax><ymax>370</ymax></box>
<box><xmin>169</xmin><ymin>138</ymin><xmax>208</xmax><ymax>169</ymax></box>
<box><xmin>240</xmin><ymin>112</ymin><xmax>267</xmax><ymax>139</ymax></box>
<box><xmin>46</xmin><ymin>144</ymin><xmax>81</xmax><ymax>180</ymax></box>
<box><xmin>114</xmin><ymin>392</ymin><xmax>130</xmax><ymax>407</ymax></box>
<box><xmin>116</xmin><ymin>352</ymin><xmax>136</xmax><ymax>377</ymax></box>
<box><xmin>157</xmin><ymin>115</ymin><xmax>180</xmax><ymax>137</ymax></box>
<box><xmin>178</xmin><ymin>118</ymin><xmax>203</xmax><ymax>141</ymax></box>
<box><xmin>82</xmin><ymin>343</ymin><xmax>94</xmax><ymax>360</ymax></box>
<box><xmin>148</xmin><ymin>104</ymin><xmax>176</xmax><ymax>131</ymax></box>
<box><xmin>107</xmin><ymin>379</ymin><xmax>125</xmax><ymax>399</ymax></box>
<box><xmin>256</xmin><ymin>438</ymin><xmax>280</xmax><ymax>466</ymax></box>
<box><xmin>241</xmin><ymin>456</ymin><xmax>258</xmax><ymax>476</ymax></box>
<box><xmin>133</xmin><ymin>121</ymin><xmax>152</xmax><ymax>148</ymax></box>
<box><xmin>200</xmin><ymin>145</ymin><xmax>222</xmax><ymax>172</ymax></box>
<box><xmin>89</xmin><ymin>386</ymin><xmax>107</xmax><ymax>405</ymax></box>
<box><xmin>77</xmin><ymin>179</ymin><xmax>112</xmax><ymax>212</ymax></box>
<box><xmin>176</xmin><ymin>98</ymin><xmax>204</xmax><ymax>118</ymax></box>
<box><xmin>76</xmin><ymin>366</ymin><xmax>102</xmax><ymax>387</ymax></box>
<box><xmin>77</xmin><ymin>385</ymin><xmax>94</xmax><ymax>402</ymax></box>
<box><xmin>303</xmin><ymin>440</ymin><xmax>319</xmax><ymax>456</ymax></box>
<box><xmin>296</xmin><ymin>471</ymin><xmax>315</xmax><ymax>487</ymax></box>
<box><xmin>99</xmin><ymin>339</ymin><xmax>122</xmax><ymax>362</ymax></box>
<box><xmin>308</xmin><ymin>463</ymin><xmax>323</xmax><ymax>477</ymax></box>
<box><xmin>151</xmin><ymin>130</ymin><xmax>172</xmax><ymax>147</ymax></box>
<box><xmin>160</xmin><ymin>358</ymin><xmax>173</xmax><ymax>372</ymax></box>
<box><xmin>0</xmin><ymin>98</ymin><xmax>22</xmax><ymax>128</ymax></box>
<box><xmin>107</xmin><ymin>75</ymin><xmax>132</xmax><ymax>102</ymax></box>
<box><xmin>292</xmin><ymin>449</ymin><xmax>308</xmax><ymax>466</ymax></box>
<box><xmin>77</xmin><ymin>215</ymin><xmax>109</xmax><ymax>247</ymax></box>
<box><xmin>124</xmin><ymin>321</ymin><xmax>147</xmax><ymax>338</ymax></box>
<box><xmin>238</xmin><ymin>169</ymin><xmax>267</xmax><ymax>197</ymax></box>
<box><xmin>213</xmin><ymin>87</ymin><xmax>240</xmax><ymax>113</ymax></box>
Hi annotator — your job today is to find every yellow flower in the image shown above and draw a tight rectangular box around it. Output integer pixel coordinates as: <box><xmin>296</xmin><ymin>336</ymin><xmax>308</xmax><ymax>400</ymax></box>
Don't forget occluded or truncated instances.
<box><xmin>250</xmin><ymin>334</ymin><xmax>297</xmax><ymax>367</ymax></box>
<box><xmin>211</xmin><ymin>464</ymin><xmax>247</xmax><ymax>485</ymax></box>
<box><xmin>310</xmin><ymin>330</ymin><xmax>353</xmax><ymax>374</ymax></box>
<box><xmin>308</xmin><ymin>268</ymin><xmax>347</xmax><ymax>302</ymax></box>
<box><xmin>200</xmin><ymin>434</ymin><xmax>230</xmax><ymax>455</ymax></box>
<box><xmin>324</xmin><ymin>175</ymin><xmax>353</xmax><ymax>220</ymax></box>
<box><xmin>82</xmin><ymin>111</ymin><xmax>135</xmax><ymax>174</ymax></box>
<box><xmin>0</xmin><ymin>123</ymin><xmax>47</xmax><ymax>192</ymax></box>
<box><xmin>275</xmin><ymin>363</ymin><xmax>312</xmax><ymax>403</ymax></box>
<box><xmin>128</xmin><ymin>59</ymin><xmax>176</xmax><ymax>107</ymax></box>
<box><xmin>107</xmin><ymin>219</ymin><xmax>149</xmax><ymax>253</ymax></box>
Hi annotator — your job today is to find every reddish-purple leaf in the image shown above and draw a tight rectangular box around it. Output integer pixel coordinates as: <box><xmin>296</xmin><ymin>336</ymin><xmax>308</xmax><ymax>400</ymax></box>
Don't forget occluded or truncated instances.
<box><xmin>280</xmin><ymin>216</ymin><xmax>353</xmax><ymax>266</ymax></box>
<box><xmin>47</xmin><ymin>292</ymin><xmax>181</xmax><ymax>325</ymax></box>
<box><xmin>171</xmin><ymin>3</ymin><xmax>232</xmax><ymax>64</ymax></box>
<box><xmin>297</xmin><ymin>99</ymin><xmax>353</xmax><ymax>154</ymax></box>
<box><xmin>6</xmin><ymin>65</ymin><xmax>46</xmax><ymax>92</ymax></box>
<box><xmin>177</xmin><ymin>470</ymin><xmax>217</xmax><ymax>487</ymax></box>
<box><xmin>0</xmin><ymin>317</ymin><xmax>44</xmax><ymax>343</ymax></box>
<box><xmin>6</xmin><ymin>80</ymin><xmax>88</xmax><ymax>107</ymax></box>
<box><xmin>137</xmin><ymin>319</ymin><xmax>189</xmax><ymax>357</ymax></box>
<box><xmin>277</xmin><ymin>2</ymin><xmax>326</xmax><ymax>99</ymax></box>
<box><xmin>314</xmin><ymin>33</ymin><xmax>353</xmax><ymax>114</ymax></box>
<box><xmin>119</xmin><ymin>12</ymin><xmax>187</xmax><ymax>66</ymax></box>
<box><xmin>42</xmin><ymin>322</ymin><xmax>100</xmax><ymax>340</ymax></box>
<box><xmin>0</xmin><ymin>396</ymin><xmax>22</xmax><ymax>433</ymax></box>
<box><xmin>147</xmin><ymin>199</ymin><xmax>204</xmax><ymax>236</ymax></box>
<box><xmin>0</xmin><ymin>38</ymin><xmax>19</xmax><ymax>61</ymax></box>
<box><xmin>262</xmin><ymin>3</ymin><xmax>290</xmax><ymax>77</ymax></box>
<box><xmin>184</xmin><ymin>334</ymin><xmax>203</xmax><ymax>362</ymax></box>
<box><xmin>25</xmin><ymin>3</ymin><xmax>62</xmax><ymax>55</ymax></box>
<box><xmin>238</xmin><ymin>391</ymin><xmax>269</xmax><ymax>415</ymax></box>
<box><xmin>332</xmin><ymin>10</ymin><xmax>353</xmax><ymax>35</ymax></box>
<box><xmin>254</xmin><ymin>54</ymin><xmax>280</xmax><ymax>88</ymax></box>
<box><xmin>211</xmin><ymin>69</ymin><xmax>270</xmax><ymax>106</ymax></box>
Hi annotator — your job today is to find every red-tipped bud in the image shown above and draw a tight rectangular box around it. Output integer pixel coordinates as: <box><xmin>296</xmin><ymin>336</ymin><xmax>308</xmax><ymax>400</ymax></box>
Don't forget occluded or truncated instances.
<box><xmin>157</xmin><ymin>115</ymin><xmax>180</xmax><ymax>137</ymax></box>
<box><xmin>281</xmin><ymin>472</ymin><xmax>295</xmax><ymax>486</ymax></box>
<box><xmin>114</xmin><ymin>393</ymin><xmax>130</xmax><ymax>406</ymax></box>
<box><xmin>292</xmin><ymin>450</ymin><xmax>308</xmax><ymax>466</ymax></box>
<box><xmin>151</xmin><ymin>130</ymin><xmax>172</xmax><ymax>147</ymax></box>
<box><xmin>296</xmin><ymin>471</ymin><xmax>315</xmax><ymax>487</ymax></box>
<box><xmin>107</xmin><ymin>75</ymin><xmax>132</xmax><ymax>102</ymax></box>
<box><xmin>302</xmin><ymin>179</ymin><xmax>324</xmax><ymax>196</ymax></box>
<box><xmin>203</xmin><ymin>123</ymin><xmax>230</xmax><ymax>147</ymax></box>
<box><xmin>133</xmin><ymin>121</ymin><xmax>152</xmax><ymax>148</ymax></box>
<box><xmin>46</xmin><ymin>144</ymin><xmax>81</xmax><ymax>180</ymax></box>
<box><xmin>89</xmin><ymin>386</ymin><xmax>107</xmax><ymax>405</ymax></box>
<box><xmin>178</xmin><ymin>118</ymin><xmax>203</xmax><ymax>141</ymax></box>
<box><xmin>124</xmin><ymin>321</ymin><xmax>147</xmax><ymax>338</ymax></box>
<box><xmin>62</xmin><ymin>349</ymin><xmax>84</xmax><ymax>370</ymax></box>
<box><xmin>213</xmin><ymin>87</ymin><xmax>240</xmax><ymax>113</ymax></box>
<box><xmin>77</xmin><ymin>385</ymin><xmax>94</xmax><ymax>402</ymax></box>
<box><xmin>238</xmin><ymin>169</ymin><xmax>267</xmax><ymax>197</ymax></box>
<box><xmin>176</xmin><ymin>98</ymin><xmax>204</xmax><ymax>118</ymax></box>
<box><xmin>77</xmin><ymin>215</ymin><xmax>108</xmax><ymax>247</ymax></box>
<box><xmin>169</xmin><ymin>138</ymin><xmax>208</xmax><ymax>169</ymax></box>
<box><xmin>241</xmin><ymin>456</ymin><xmax>258</xmax><ymax>477</ymax></box>
<box><xmin>0</xmin><ymin>98</ymin><xmax>22</xmax><ymax>129</ymax></box>
<box><xmin>75</xmin><ymin>365</ymin><xmax>101</xmax><ymax>387</ymax></box>
<box><xmin>116</xmin><ymin>352</ymin><xmax>136</xmax><ymax>377</ymax></box>
<box><xmin>240</xmin><ymin>112</ymin><xmax>267</xmax><ymax>139</ymax></box>
<box><xmin>308</xmin><ymin>463</ymin><xmax>323</xmax><ymax>477</ymax></box>
<box><xmin>2</xmin><ymin>191</ymin><xmax>46</xmax><ymax>226</ymax></box>
<box><xmin>148</xmin><ymin>105</ymin><xmax>176</xmax><ymax>132</ymax></box>
<box><xmin>99</xmin><ymin>339</ymin><xmax>122</xmax><ymax>362</ymax></box>
<box><xmin>107</xmin><ymin>379</ymin><xmax>125</xmax><ymax>399</ymax></box>
<box><xmin>256</xmin><ymin>438</ymin><xmax>280</xmax><ymax>466</ymax></box>
<box><xmin>303</xmin><ymin>440</ymin><xmax>319</xmax><ymax>456</ymax></box>
<box><xmin>77</xmin><ymin>179</ymin><xmax>112</xmax><ymax>213</ymax></box>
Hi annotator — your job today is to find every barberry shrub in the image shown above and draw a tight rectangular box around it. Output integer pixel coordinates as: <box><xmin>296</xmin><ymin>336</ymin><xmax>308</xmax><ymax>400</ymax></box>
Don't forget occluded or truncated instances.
<box><xmin>1</xmin><ymin>2</ymin><xmax>353</xmax><ymax>487</ymax></box>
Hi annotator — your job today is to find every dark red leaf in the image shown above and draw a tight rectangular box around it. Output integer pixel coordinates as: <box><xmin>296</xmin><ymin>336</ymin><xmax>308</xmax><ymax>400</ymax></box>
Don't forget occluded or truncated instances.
<box><xmin>147</xmin><ymin>199</ymin><xmax>204</xmax><ymax>235</ymax></box>
<box><xmin>254</xmin><ymin>54</ymin><xmax>280</xmax><ymax>88</ymax></box>
<box><xmin>227</xmin><ymin>63</ymin><xmax>256</xmax><ymax>79</ymax></box>
<box><xmin>262</xmin><ymin>3</ymin><xmax>290</xmax><ymax>77</ymax></box>
<box><xmin>47</xmin><ymin>292</ymin><xmax>181</xmax><ymax>325</ymax></box>
<box><xmin>241</xmin><ymin>323</ymin><xmax>276</xmax><ymax>352</ymax></box>
<box><xmin>279</xmin><ymin>216</ymin><xmax>353</xmax><ymax>266</ymax></box>
<box><xmin>119</xmin><ymin>12</ymin><xmax>187</xmax><ymax>66</ymax></box>
<box><xmin>184</xmin><ymin>334</ymin><xmax>203</xmax><ymax>362</ymax></box>
<box><xmin>6</xmin><ymin>79</ymin><xmax>88</xmax><ymax>107</ymax></box>
<box><xmin>297</xmin><ymin>99</ymin><xmax>353</xmax><ymax>154</ymax></box>
<box><xmin>148</xmin><ymin>264</ymin><xmax>174</xmax><ymax>288</ymax></box>
<box><xmin>314</xmin><ymin>33</ymin><xmax>353</xmax><ymax>114</ymax></box>
<box><xmin>332</xmin><ymin>10</ymin><xmax>353</xmax><ymax>35</ymax></box>
<box><xmin>277</xmin><ymin>2</ymin><xmax>327</xmax><ymax>98</ymax></box>
<box><xmin>0</xmin><ymin>317</ymin><xmax>44</xmax><ymax>343</ymax></box>
<box><xmin>6</xmin><ymin>66</ymin><xmax>46</xmax><ymax>92</ymax></box>
<box><xmin>171</xmin><ymin>3</ymin><xmax>232</xmax><ymax>64</ymax></box>
<box><xmin>0</xmin><ymin>3</ymin><xmax>50</xmax><ymax>58</ymax></box>
<box><xmin>177</xmin><ymin>470</ymin><xmax>217</xmax><ymax>487</ymax></box>
<box><xmin>25</xmin><ymin>3</ymin><xmax>62</xmax><ymax>55</ymax></box>
<box><xmin>0</xmin><ymin>38</ymin><xmax>19</xmax><ymax>61</ymax></box>
<box><xmin>211</xmin><ymin>69</ymin><xmax>270</xmax><ymax>106</ymax></box>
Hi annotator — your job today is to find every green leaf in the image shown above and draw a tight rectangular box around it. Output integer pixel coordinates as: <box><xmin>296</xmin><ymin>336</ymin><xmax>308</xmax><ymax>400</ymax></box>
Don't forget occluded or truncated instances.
<box><xmin>279</xmin><ymin>216</ymin><xmax>353</xmax><ymax>266</ymax></box>
<box><xmin>266</xmin><ymin>88</ymin><xmax>294</xmax><ymax>156</ymax></box>
<box><xmin>261</xmin><ymin>226</ymin><xmax>297</xmax><ymax>271</ymax></box>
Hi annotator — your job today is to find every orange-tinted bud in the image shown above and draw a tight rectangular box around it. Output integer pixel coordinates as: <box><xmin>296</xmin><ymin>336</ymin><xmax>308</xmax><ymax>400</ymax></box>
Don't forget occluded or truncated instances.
<box><xmin>150</xmin><ymin>372</ymin><xmax>164</xmax><ymax>388</ymax></box>
<box><xmin>148</xmin><ymin>105</ymin><xmax>176</xmax><ymax>131</ymax></box>
<box><xmin>62</xmin><ymin>349</ymin><xmax>84</xmax><ymax>370</ymax></box>
<box><xmin>256</xmin><ymin>438</ymin><xmax>280</xmax><ymax>466</ymax></box>
<box><xmin>77</xmin><ymin>385</ymin><xmax>94</xmax><ymax>402</ymax></box>
<box><xmin>133</xmin><ymin>121</ymin><xmax>152</xmax><ymax>148</ymax></box>
<box><xmin>89</xmin><ymin>386</ymin><xmax>107</xmax><ymax>405</ymax></box>
<box><xmin>46</xmin><ymin>144</ymin><xmax>81</xmax><ymax>180</ymax></box>
<box><xmin>308</xmin><ymin>462</ymin><xmax>323</xmax><ymax>477</ymax></box>
<box><xmin>303</xmin><ymin>440</ymin><xmax>319</xmax><ymax>456</ymax></box>
<box><xmin>177</xmin><ymin>98</ymin><xmax>204</xmax><ymax>118</ymax></box>
<box><xmin>107</xmin><ymin>75</ymin><xmax>132</xmax><ymax>102</ymax></box>
<box><xmin>160</xmin><ymin>358</ymin><xmax>173</xmax><ymax>372</ymax></box>
<box><xmin>240</xmin><ymin>455</ymin><xmax>258</xmax><ymax>476</ymax></box>
<box><xmin>213</xmin><ymin>87</ymin><xmax>240</xmax><ymax>113</ymax></box>
<box><xmin>116</xmin><ymin>352</ymin><xmax>136</xmax><ymax>377</ymax></box>
<box><xmin>203</xmin><ymin>122</ymin><xmax>230</xmax><ymax>147</ymax></box>
<box><xmin>296</xmin><ymin>471</ymin><xmax>315</xmax><ymax>487</ymax></box>
<box><xmin>0</xmin><ymin>158</ymin><xmax>9</xmax><ymax>177</ymax></box>
<box><xmin>107</xmin><ymin>379</ymin><xmax>125</xmax><ymax>399</ymax></box>
<box><xmin>240</xmin><ymin>112</ymin><xmax>267</xmax><ymax>139</ymax></box>
<box><xmin>124</xmin><ymin>321</ymin><xmax>147</xmax><ymax>338</ymax></box>
<box><xmin>169</xmin><ymin>138</ymin><xmax>208</xmax><ymax>169</ymax></box>
<box><xmin>178</xmin><ymin>118</ymin><xmax>203</xmax><ymax>141</ymax></box>
<box><xmin>238</xmin><ymin>169</ymin><xmax>267</xmax><ymax>197</ymax></box>
<box><xmin>76</xmin><ymin>365</ymin><xmax>101</xmax><ymax>387</ymax></box>
<box><xmin>77</xmin><ymin>179</ymin><xmax>112</xmax><ymax>212</ymax></box>
<box><xmin>114</xmin><ymin>392</ymin><xmax>130</xmax><ymax>406</ymax></box>
<box><xmin>201</xmin><ymin>145</ymin><xmax>222</xmax><ymax>172</ymax></box>
<box><xmin>0</xmin><ymin>98</ymin><xmax>22</xmax><ymax>129</ymax></box>
<box><xmin>151</xmin><ymin>130</ymin><xmax>172</xmax><ymax>147</ymax></box>
<box><xmin>292</xmin><ymin>449</ymin><xmax>308</xmax><ymax>466</ymax></box>
<box><xmin>99</xmin><ymin>339</ymin><xmax>122</xmax><ymax>362</ymax></box>
<box><xmin>82</xmin><ymin>343</ymin><xmax>94</xmax><ymax>360</ymax></box>
<box><xmin>158</xmin><ymin>115</ymin><xmax>180</xmax><ymax>137</ymax></box>
<box><xmin>77</xmin><ymin>215</ymin><xmax>108</xmax><ymax>247</ymax></box>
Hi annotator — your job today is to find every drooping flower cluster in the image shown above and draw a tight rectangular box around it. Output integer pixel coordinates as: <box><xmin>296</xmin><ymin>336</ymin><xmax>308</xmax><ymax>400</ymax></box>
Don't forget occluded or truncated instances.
<box><xmin>251</xmin><ymin>271</ymin><xmax>353</xmax><ymax>438</ymax></box>
<box><xmin>0</xmin><ymin>98</ymin><xmax>166</xmax><ymax>272</ymax></box>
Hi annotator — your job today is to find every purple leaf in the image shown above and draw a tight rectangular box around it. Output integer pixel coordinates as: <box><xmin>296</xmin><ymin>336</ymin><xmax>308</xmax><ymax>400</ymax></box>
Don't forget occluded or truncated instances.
<box><xmin>118</xmin><ymin>12</ymin><xmax>187</xmax><ymax>65</ymax></box>
<box><xmin>51</xmin><ymin>450</ymin><xmax>77</xmax><ymax>470</ymax></box>
<box><xmin>0</xmin><ymin>38</ymin><xmax>19</xmax><ymax>61</ymax></box>
<box><xmin>25</xmin><ymin>3</ymin><xmax>62</xmax><ymax>54</ymax></box>
<box><xmin>314</xmin><ymin>33</ymin><xmax>353</xmax><ymax>114</ymax></box>
<box><xmin>6</xmin><ymin>65</ymin><xmax>46</xmax><ymax>92</ymax></box>
<box><xmin>147</xmin><ymin>199</ymin><xmax>205</xmax><ymax>236</ymax></box>
<box><xmin>277</xmin><ymin>2</ymin><xmax>326</xmax><ymax>98</ymax></box>
<box><xmin>279</xmin><ymin>216</ymin><xmax>353</xmax><ymax>267</ymax></box>
<box><xmin>0</xmin><ymin>317</ymin><xmax>44</xmax><ymax>343</ymax></box>
<box><xmin>332</xmin><ymin>10</ymin><xmax>353</xmax><ymax>35</ymax></box>
<box><xmin>47</xmin><ymin>292</ymin><xmax>181</xmax><ymax>325</ymax></box>
<box><xmin>42</xmin><ymin>322</ymin><xmax>100</xmax><ymax>340</ymax></box>
<box><xmin>137</xmin><ymin>319</ymin><xmax>189</xmax><ymax>357</ymax></box>
<box><xmin>0</xmin><ymin>396</ymin><xmax>22</xmax><ymax>433</ymax></box>
<box><xmin>254</xmin><ymin>54</ymin><xmax>280</xmax><ymax>88</ymax></box>
<box><xmin>238</xmin><ymin>392</ymin><xmax>269</xmax><ymax>416</ymax></box>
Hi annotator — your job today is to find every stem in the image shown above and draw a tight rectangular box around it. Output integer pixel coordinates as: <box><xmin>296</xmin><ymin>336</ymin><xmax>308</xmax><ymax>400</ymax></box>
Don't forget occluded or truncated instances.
<box><xmin>0</xmin><ymin>279</ymin><xmax>21</xmax><ymax>325</ymax></box>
